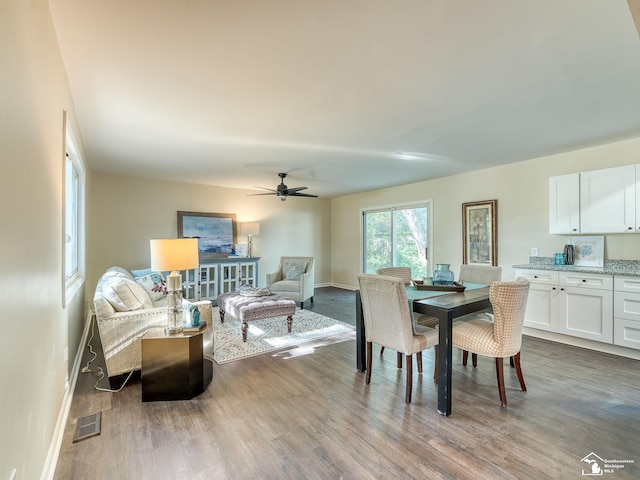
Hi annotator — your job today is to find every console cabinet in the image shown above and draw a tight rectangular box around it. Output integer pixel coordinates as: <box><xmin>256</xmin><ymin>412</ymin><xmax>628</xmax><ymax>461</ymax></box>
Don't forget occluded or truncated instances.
<box><xmin>182</xmin><ymin>258</ymin><xmax>259</xmax><ymax>301</ymax></box>
<box><xmin>515</xmin><ymin>269</ymin><xmax>613</xmax><ymax>343</ymax></box>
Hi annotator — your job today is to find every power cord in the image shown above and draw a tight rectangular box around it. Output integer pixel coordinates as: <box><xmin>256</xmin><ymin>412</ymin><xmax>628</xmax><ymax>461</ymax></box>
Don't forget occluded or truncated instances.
<box><xmin>81</xmin><ymin>309</ymin><xmax>155</xmax><ymax>393</ymax></box>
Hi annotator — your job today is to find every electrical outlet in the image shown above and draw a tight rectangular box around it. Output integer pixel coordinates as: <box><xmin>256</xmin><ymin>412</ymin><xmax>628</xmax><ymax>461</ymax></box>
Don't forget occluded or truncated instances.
<box><xmin>531</xmin><ymin>247</ymin><xmax>539</xmax><ymax>256</ymax></box>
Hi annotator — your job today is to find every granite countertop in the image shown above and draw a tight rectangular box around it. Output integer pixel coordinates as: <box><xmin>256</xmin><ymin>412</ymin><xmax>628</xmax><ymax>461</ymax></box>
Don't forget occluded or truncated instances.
<box><xmin>513</xmin><ymin>257</ymin><xmax>640</xmax><ymax>277</ymax></box>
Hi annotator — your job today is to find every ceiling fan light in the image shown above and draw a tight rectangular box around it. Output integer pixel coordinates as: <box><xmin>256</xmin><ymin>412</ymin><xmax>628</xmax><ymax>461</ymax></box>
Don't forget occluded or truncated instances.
<box><xmin>279</xmin><ymin>195</ymin><xmax>287</xmax><ymax>201</ymax></box>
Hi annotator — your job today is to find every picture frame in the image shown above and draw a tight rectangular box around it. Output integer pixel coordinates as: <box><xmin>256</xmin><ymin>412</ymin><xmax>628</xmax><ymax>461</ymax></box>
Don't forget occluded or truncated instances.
<box><xmin>462</xmin><ymin>199</ymin><xmax>498</xmax><ymax>266</ymax></box>
<box><xmin>177</xmin><ymin>211</ymin><xmax>237</xmax><ymax>260</ymax></box>
<box><xmin>569</xmin><ymin>236</ymin><xmax>605</xmax><ymax>267</ymax></box>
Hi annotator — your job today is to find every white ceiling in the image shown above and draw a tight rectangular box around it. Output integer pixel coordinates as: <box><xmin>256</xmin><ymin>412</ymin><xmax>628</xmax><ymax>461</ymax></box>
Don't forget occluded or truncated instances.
<box><xmin>50</xmin><ymin>0</ymin><xmax>640</xmax><ymax>198</ymax></box>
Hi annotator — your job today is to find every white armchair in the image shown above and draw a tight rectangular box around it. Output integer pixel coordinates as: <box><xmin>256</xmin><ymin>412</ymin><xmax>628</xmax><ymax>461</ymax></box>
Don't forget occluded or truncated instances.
<box><xmin>266</xmin><ymin>256</ymin><xmax>315</xmax><ymax>309</ymax></box>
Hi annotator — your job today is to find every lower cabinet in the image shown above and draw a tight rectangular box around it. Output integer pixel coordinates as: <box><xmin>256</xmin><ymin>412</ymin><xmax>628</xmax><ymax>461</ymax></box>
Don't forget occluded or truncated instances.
<box><xmin>183</xmin><ymin>258</ymin><xmax>259</xmax><ymax>301</ymax></box>
<box><xmin>515</xmin><ymin>269</ymin><xmax>613</xmax><ymax>344</ymax></box>
<box><xmin>614</xmin><ymin>276</ymin><xmax>640</xmax><ymax>349</ymax></box>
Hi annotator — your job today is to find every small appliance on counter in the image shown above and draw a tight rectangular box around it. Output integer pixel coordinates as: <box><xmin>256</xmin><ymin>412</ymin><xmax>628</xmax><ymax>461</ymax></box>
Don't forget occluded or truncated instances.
<box><xmin>563</xmin><ymin>244</ymin><xmax>575</xmax><ymax>265</ymax></box>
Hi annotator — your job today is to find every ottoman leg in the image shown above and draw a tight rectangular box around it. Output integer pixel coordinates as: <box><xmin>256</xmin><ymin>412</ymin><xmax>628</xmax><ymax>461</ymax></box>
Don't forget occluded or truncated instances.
<box><xmin>242</xmin><ymin>321</ymin><xmax>248</xmax><ymax>342</ymax></box>
<box><xmin>220</xmin><ymin>308</ymin><xmax>225</xmax><ymax>323</ymax></box>
<box><xmin>287</xmin><ymin>315</ymin><xmax>293</xmax><ymax>333</ymax></box>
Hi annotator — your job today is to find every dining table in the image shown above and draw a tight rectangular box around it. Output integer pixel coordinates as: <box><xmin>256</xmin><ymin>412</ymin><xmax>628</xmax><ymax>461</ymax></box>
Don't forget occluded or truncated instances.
<box><xmin>355</xmin><ymin>283</ymin><xmax>491</xmax><ymax>416</ymax></box>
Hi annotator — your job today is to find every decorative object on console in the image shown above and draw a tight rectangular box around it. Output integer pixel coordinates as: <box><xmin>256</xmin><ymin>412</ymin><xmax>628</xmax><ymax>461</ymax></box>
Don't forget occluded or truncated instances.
<box><xmin>569</xmin><ymin>236</ymin><xmax>604</xmax><ymax>267</ymax></box>
<box><xmin>239</xmin><ymin>222</ymin><xmax>260</xmax><ymax>257</ymax></box>
<box><xmin>177</xmin><ymin>211</ymin><xmax>237</xmax><ymax>260</ymax></box>
<box><xmin>150</xmin><ymin>238</ymin><xmax>199</xmax><ymax>334</ymax></box>
<box><xmin>462</xmin><ymin>199</ymin><xmax>498</xmax><ymax>266</ymax></box>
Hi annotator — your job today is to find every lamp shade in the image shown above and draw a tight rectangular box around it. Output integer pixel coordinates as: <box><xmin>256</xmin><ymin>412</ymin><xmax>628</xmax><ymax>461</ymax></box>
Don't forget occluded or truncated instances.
<box><xmin>150</xmin><ymin>238</ymin><xmax>199</xmax><ymax>272</ymax></box>
<box><xmin>239</xmin><ymin>222</ymin><xmax>260</xmax><ymax>236</ymax></box>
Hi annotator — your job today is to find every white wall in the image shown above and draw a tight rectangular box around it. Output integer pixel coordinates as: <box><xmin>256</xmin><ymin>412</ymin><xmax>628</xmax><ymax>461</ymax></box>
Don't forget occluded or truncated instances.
<box><xmin>0</xmin><ymin>1</ymin><xmax>88</xmax><ymax>479</ymax></box>
<box><xmin>330</xmin><ymin>136</ymin><xmax>640</xmax><ymax>288</ymax></box>
<box><xmin>87</xmin><ymin>173</ymin><xmax>332</xmax><ymax>296</ymax></box>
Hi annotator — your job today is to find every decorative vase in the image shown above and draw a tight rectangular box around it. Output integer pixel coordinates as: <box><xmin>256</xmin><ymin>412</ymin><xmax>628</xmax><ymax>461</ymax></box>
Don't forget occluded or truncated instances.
<box><xmin>433</xmin><ymin>264</ymin><xmax>454</xmax><ymax>286</ymax></box>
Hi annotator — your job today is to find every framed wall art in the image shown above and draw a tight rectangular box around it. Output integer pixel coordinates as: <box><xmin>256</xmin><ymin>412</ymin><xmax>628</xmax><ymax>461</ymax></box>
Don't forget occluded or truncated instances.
<box><xmin>177</xmin><ymin>211</ymin><xmax>237</xmax><ymax>260</ymax></box>
<box><xmin>569</xmin><ymin>236</ymin><xmax>604</xmax><ymax>267</ymax></box>
<box><xmin>462</xmin><ymin>199</ymin><xmax>498</xmax><ymax>266</ymax></box>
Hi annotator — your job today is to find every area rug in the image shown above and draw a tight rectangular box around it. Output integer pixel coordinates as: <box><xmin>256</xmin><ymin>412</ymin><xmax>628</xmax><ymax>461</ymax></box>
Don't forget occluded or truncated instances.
<box><xmin>208</xmin><ymin>307</ymin><xmax>355</xmax><ymax>364</ymax></box>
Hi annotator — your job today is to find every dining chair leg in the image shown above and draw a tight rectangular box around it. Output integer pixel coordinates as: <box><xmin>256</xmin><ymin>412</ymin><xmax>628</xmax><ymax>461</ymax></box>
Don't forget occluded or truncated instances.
<box><xmin>397</xmin><ymin>352</ymin><xmax>403</xmax><ymax>369</ymax></box>
<box><xmin>495</xmin><ymin>357</ymin><xmax>507</xmax><ymax>407</ymax></box>
<box><xmin>417</xmin><ymin>351</ymin><xmax>423</xmax><ymax>374</ymax></box>
<box><xmin>462</xmin><ymin>350</ymin><xmax>468</xmax><ymax>366</ymax></box>
<box><xmin>366</xmin><ymin>342</ymin><xmax>373</xmax><ymax>384</ymax></box>
<box><xmin>472</xmin><ymin>353</ymin><xmax>478</xmax><ymax>368</ymax></box>
<box><xmin>405</xmin><ymin>354</ymin><xmax>413</xmax><ymax>404</ymax></box>
<box><xmin>433</xmin><ymin>346</ymin><xmax>439</xmax><ymax>382</ymax></box>
<box><xmin>513</xmin><ymin>351</ymin><xmax>527</xmax><ymax>392</ymax></box>
<box><xmin>509</xmin><ymin>356</ymin><xmax>515</xmax><ymax>368</ymax></box>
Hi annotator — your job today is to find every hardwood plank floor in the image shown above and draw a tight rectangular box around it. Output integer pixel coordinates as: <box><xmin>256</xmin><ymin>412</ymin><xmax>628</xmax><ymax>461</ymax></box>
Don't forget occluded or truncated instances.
<box><xmin>54</xmin><ymin>287</ymin><xmax>640</xmax><ymax>479</ymax></box>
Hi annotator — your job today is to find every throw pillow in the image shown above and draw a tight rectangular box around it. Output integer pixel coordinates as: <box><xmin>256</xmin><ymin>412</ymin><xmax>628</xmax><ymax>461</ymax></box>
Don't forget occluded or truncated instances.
<box><xmin>283</xmin><ymin>261</ymin><xmax>307</xmax><ymax>280</ymax></box>
<box><xmin>135</xmin><ymin>272</ymin><xmax>168</xmax><ymax>301</ymax></box>
<box><xmin>131</xmin><ymin>267</ymin><xmax>152</xmax><ymax>278</ymax></box>
<box><xmin>101</xmin><ymin>277</ymin><xmax>153</xmax><ymax>312</ymax></box>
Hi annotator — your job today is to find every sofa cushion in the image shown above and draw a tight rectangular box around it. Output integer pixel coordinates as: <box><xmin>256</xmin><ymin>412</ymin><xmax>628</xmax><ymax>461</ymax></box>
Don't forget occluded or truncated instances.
<box><xmin>135</xmin><ymin>272</ymin><xmax>167</xmax><ymax>301</ymax></box>
<box><xmin>283</xmin><ymin>261</ymin><xmax>307</xmax><ymax>280</ymax></box>
<box><xmin>102</xmin><ymin>276</ymin><xmax>153</xmax><ymax>312</ymax></box>
<box><xmin>270</xmin><ymin>280</ymin><xmax>302</xmax><ymax>293</ymax></box>
<box><xmin>131</xmin><ymin>267</ymin><xmax>152</xmax><ymax>278</ymax></box>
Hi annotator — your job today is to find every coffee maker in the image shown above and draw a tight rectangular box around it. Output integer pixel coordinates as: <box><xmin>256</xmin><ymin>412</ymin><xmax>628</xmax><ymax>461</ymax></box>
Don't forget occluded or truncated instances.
<box><xmin>563</xmin><ymin>244</ymin><xmax>575</xmax><ymax>265</ymax></box>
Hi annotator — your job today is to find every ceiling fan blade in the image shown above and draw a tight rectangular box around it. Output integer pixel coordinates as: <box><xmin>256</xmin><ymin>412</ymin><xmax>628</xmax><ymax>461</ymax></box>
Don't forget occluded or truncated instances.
<box><xmin>252</xmin><ymin>186</ymin><xmax>278</xmax><ymax>193</ymax></box>
<box><xmin>285</xmin><ymin>186</ymin><xmax>308</xmax><ymax>193</ymax></box>
<box><xmin>247</xmin><ymin>192</ymin><xmax>278</xmax><ymax>196</ymax></box>
<box><xmin>288</xmin><ymin>192</ymin><xmax>319</xmax><ymax>198</ymax></box>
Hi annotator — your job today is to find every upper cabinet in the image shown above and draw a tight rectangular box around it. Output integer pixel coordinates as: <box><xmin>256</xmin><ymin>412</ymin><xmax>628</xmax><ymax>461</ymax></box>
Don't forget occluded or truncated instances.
<box><xmin>549</xmin><ymin>165</ymin><xmax>639</xmax><ymax>234</ymax></box>
<box><xmin>580</xmin><ymin>165</ymin><xmax>636</xmax><ymax>233</ymax></box>
<box><xmin>549</xmin><ymin>173</ymin><xmax>580</xmax><ymax>234</ymax></box>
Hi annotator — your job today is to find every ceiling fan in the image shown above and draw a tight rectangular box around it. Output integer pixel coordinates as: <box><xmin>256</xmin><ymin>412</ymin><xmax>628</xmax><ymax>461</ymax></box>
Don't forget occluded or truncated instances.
<box><xmin>249</xmin><ymin>173</ymin><xmax>319</xmax><ymax>201</ymax></box>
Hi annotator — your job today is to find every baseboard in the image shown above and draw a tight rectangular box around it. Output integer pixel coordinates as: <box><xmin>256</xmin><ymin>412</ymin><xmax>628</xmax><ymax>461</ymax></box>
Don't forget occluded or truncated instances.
<box><xmin>324</xmin><ymin>282</ymin><xmax>356</xmax><ymax>291</ymax></box>
<box><xmin>40</xmin><ymin>311</ymin><xmax>94</xmax><ymax>480</ymax></box>
<box><xmin>523</xmin><ymin>327</ymin><xmax>640</xmax><ymax>361</ymax></box>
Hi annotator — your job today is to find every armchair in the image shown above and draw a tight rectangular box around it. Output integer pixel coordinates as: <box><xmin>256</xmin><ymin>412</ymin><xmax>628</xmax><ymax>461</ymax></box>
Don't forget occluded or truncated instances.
<box><xmin>266</xmin><ymin>256</ymin><xmax>315</xmax><ymax>308</ymax></box>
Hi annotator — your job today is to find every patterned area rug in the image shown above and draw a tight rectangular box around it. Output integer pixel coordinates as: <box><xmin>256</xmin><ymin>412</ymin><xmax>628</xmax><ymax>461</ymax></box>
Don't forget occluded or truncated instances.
<box><xmin>208</xmin><ymin>307</ymin><xmax>355</xmax><ymax>364</ymax></box>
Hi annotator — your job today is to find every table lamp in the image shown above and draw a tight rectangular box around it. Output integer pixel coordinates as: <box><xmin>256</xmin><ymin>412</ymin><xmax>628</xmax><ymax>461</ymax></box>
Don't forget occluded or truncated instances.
<box><xmin>150</xmin><ymin>238</ymin><xmax>199</xmax><ymax>334</ymax></box>
<box><xmin>239</xmin><ymin>222</ymin><xmax>260</xmax><ymax>257</ymax></box>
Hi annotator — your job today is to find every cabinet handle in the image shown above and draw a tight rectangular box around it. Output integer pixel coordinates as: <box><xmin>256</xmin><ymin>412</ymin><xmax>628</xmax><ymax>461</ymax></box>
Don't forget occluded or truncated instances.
<box><xmin>534</xmin><ymin>275</ymin><xmax>538</xmax><ymax>279</ymax></box>
<box><xmin>629</xmin><ymin>227</ymin><xmax>633</xmax><ymax>230</ymax></box>
<box><xmin>560</xmin><ymin>288</ymin><xmax>565</xmax><ymax>291</ymax></box>
<box><xmin>573</xmin><ymin>228</ymin><xmax>577</xmax><ymax>231</ymax></box>
<box><xmin>582</xmin><ymin>279</ymin><xmax>586</xmax><ymax>282</ymax></box>
<box><xmin>552</xmin><ymin>287</ymin><xmax>556</xmax><ymax>290</ymax></box>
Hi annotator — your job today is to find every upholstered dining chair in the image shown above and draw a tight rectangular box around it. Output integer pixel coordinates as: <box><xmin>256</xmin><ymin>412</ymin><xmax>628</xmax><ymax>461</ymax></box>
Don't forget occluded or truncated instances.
<box><xmin>451</xmin><ymin>278</ymin><xmax>530</xmax><ymax>407</ymax></box>
<box><xmin>376</xmin><ymin>267</ymin><xmax>439</xmax><ymax>367</ymax></box>
<box><xmin>357</xmin><ymin>274</ymin><xmax>439</xmax><ymax>404</ymax></box>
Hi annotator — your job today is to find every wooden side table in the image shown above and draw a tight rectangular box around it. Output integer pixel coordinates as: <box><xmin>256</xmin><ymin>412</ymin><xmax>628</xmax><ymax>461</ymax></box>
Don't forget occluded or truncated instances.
<box><xmin>141</xmin><ymin>326</ymin><xmax>213</xmax><ymax>402</ymax></box>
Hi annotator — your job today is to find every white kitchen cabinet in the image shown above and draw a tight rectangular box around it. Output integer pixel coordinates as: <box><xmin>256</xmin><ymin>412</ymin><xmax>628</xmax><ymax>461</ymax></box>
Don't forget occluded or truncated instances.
<box><xmin>549</xmin><ymin>173</ymin><xmax>580</xmax><ymax>234</ymax></box>
<box><xmin>614</xmin><ymin>276</ymin><xmax>640</xmax><ymax>350</ymax></box>
<box><xmin>580</xmin><ymin>164</ymin><xmax>636</xmax><ymax>233</ymax></box>
<box><xmin>514</xmin><ymin>269</ymin><xmax>613</xmax><ymax>343</ymax></box>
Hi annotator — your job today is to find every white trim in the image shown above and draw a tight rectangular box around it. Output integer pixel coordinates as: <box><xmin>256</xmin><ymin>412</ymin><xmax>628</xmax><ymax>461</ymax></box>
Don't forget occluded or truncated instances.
<box><xmin>40</xmin><ymin>311</ymin><xmax>94</xmax><ymax>480</ymax></box>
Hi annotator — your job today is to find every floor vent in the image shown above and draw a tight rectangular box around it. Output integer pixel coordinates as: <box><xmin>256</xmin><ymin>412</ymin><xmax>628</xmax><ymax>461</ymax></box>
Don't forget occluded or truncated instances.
<box><xmin>73</xmin><ymin>412</ymin><xmax>102</xmax><ymax>443</ymax></box>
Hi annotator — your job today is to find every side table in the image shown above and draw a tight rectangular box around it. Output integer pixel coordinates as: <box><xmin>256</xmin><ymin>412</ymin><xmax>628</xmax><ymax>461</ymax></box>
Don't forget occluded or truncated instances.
<box><xmin>141</xmin><ymin>326</ymin><xmax>213</xmax><ymax>402</ymax></box>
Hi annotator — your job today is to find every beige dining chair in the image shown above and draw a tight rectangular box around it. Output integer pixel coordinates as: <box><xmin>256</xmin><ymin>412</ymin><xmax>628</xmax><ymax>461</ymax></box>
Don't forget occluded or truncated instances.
<box><xmin>451</xmin><ymin>278</ymin><xmax>530</xmax><ymax>407</ymax></box>
<box><xmin>376</xmin><ymin>267</ymin><xmax>439</xmax><ymax>367</ymax></box>
<box><xmin>358</xmin><ymin>274</ymin><xmax>439</xmax><ymax>404</ymax></box>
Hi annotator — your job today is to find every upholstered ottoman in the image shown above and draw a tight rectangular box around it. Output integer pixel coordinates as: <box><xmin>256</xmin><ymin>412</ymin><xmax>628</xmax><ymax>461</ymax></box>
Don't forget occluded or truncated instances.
<box><xmin>217</xmin><ymin>292</ymin><xmax>297</xmax><ymax>342</ymax></box>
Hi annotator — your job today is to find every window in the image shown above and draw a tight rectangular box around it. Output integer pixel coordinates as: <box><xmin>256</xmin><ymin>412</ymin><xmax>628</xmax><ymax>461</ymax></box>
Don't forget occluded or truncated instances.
<box><xmin>64</xmin><ymin>128</ymin><xmax>85</xmax><ymax>287</ymax></box>
<box><xmin>362</xmin><ymin>203</ymin><xmax>431</xmax><ymax>279</ymax></box>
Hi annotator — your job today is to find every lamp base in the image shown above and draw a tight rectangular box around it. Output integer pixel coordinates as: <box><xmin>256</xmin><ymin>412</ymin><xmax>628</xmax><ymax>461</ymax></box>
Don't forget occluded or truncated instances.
<box><xmin>165</xmin><ymin>325</ymin><xmax>184</xmax><ymax>335</ymax></box>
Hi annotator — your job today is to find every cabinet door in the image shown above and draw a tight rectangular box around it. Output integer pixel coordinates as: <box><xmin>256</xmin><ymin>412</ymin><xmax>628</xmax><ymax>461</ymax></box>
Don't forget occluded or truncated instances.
<box><xmin>558</xmin><ymin>286</ymin><xmax>613</xmax><ymax>343</ymax></box>
<box><xmin>238</xmin><ymin>262</ymin><xmax>257</xmax><ymax>286</ymax></box>
<box><xmin>580</xmin><ymin>165</ymin><xmax>635</xmax><ymax>233</ymax></box>
<box><xmin>220</xmin><ymin>264</ymin><xmax>239</xmax><ymax>294</ymax></box>
<box><xmin>549</xmin><ymin>173</ymin><xmax>580</xmax><ymax>234</ymax></box>
<box><xmin>182</xmin><ymin>267</ymin><xmax>199</xmax><ymax>300</ymax></box>
<box><xmin>523</xmin><ymin>283</ymin><xmax>559</xmax><ymax>332</ymax></box>
<box><xmin>198</xmin><ymin>264</ymin><xmax>218</xmax><ymax>300</ymax></box>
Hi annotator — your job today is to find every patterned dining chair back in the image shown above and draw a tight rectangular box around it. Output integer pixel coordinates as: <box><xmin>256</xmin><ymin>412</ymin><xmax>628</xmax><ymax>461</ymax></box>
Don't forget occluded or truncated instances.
<box><xmin>376</xmin><ymin>267</ymin><xmax>412</xmax><ymax>285</ymax></box>
<box><xmin>459</xmin><ymin>264</ymin><xmax>502</xmax><ymax>285</ymax></box>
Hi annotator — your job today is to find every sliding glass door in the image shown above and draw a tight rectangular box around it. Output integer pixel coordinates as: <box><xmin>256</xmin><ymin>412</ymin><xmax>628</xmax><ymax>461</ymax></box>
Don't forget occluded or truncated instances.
<box><xmin>362</xmin><ymin>203</ymin><xmax>431</xmax><ymax>279</ymax></box>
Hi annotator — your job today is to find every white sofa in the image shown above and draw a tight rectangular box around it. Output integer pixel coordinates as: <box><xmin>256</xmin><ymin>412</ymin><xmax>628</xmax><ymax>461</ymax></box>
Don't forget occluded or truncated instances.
<box><xmin>93</xmin><ymin>266</ymin><xmax>212</xmax><ymax>380</ymax></box>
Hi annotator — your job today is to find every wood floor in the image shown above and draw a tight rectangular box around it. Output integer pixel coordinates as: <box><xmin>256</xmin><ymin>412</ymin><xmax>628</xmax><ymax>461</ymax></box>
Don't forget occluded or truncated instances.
<box><xmin>54</xmin><ymin>287</ymin><xmax>640</xmax><ymax>479</ymax></box>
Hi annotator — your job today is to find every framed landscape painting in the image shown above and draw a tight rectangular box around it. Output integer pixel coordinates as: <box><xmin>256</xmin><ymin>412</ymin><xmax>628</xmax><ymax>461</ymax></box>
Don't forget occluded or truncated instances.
<box><xmin>177</xmin><ymin>211</ymin><xmax>237</xmax><ymax>260</ymax></box>
<box><xmin>462</xmin><ymin>199</ymin><xmax>498</xmax><ymax>266</ymax></box>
